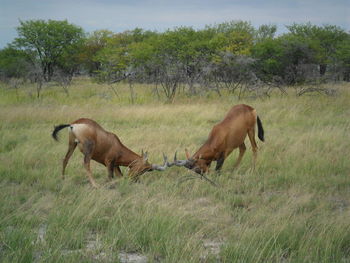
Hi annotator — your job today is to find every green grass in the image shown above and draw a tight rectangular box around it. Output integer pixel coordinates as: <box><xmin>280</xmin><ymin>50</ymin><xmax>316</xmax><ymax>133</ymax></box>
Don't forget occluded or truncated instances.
<box><xmin>0</xmin><ymin>79</ymin><xmax>350</xmax><ymax>262</ymax></box>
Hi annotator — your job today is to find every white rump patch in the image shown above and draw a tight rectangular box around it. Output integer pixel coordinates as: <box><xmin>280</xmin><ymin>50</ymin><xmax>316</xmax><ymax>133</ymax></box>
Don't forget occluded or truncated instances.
<box><xmin>70</xmin><ymin>123</ymin><xmax>88</xmax><ymax>138</ymax></box>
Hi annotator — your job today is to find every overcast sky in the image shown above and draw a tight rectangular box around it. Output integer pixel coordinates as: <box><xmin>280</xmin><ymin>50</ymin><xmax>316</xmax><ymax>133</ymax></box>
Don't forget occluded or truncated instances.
<box><xmin>0</xmin><ymin>0</ymin><xmax>349</xmax><ymax>48</ymax></box>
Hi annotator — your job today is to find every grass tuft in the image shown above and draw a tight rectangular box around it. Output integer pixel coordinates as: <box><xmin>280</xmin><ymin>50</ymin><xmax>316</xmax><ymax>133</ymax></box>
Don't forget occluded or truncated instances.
<box><xmin>1</xmin><ymin>80</ymin><xmax>349</xmax><ymax>262</ymax></box>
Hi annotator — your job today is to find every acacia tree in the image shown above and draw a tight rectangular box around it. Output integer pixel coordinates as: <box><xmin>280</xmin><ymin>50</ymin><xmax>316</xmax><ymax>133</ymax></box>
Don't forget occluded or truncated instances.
<box><xmin>252</xmin><ymin>33</ymin><xmax>317</xmax><ymax>85</ymax></box>
<box><xmin>286</xmin><ymin>23</ymin><xmax>348</xmax><ymax>76</ymax></box>
<box><xmin>14</xmin><ymin>19</ymin><xmax>85</xmax><ymax>81</ymax></box>
<box><xmin>0</xmin><ymin>46</ymin><xmax>31</xmax><ymax>80</ymax></box>
<box><xmin>157</xmin><ymin>27</ymin><xmax>214</xmax><ymax>95</ymax></box>
<box><xmin>255</xmin><ymin>24</ymin><xmax>277</xmax><ymax>42</ymax></box>
<box><xmin>336</xmin><ymin>39</ymin><xmax>350</xmax><ymax>81</ymax></box>
<box><xmin>210</xmin><ymin>20</ymin><xmax>256</xmax><ymax>55</ymax></box>
<box><xmin>81</xmin><ymin>30</ymin><xmax>114</xmax><ymax>75</ymax></box>
<box><xmin>94</xmin><ymin>29</ymin><xmax>156</xmax><ymax>82</ymax></box>
<box><xmin>133</xmin><ymin>31</ymin><xmax>184</xmax><ymax>102</ymax></box>
<box><xmin>129</xmin><ymin>27</ymin><xmax>214</xmax><ymax>100</ymax></box>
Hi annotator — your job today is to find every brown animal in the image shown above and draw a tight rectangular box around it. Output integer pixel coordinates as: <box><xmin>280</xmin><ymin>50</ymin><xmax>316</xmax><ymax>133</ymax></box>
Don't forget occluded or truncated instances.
<box><xmin>170</xmin><ymin>104</ymin><xmax>264</xmax><ymax>174</ymax></box>
<box><xmin>52</xmin><ymin>118</ymin><xmax>168</xmax><ymax>187</ymax></box>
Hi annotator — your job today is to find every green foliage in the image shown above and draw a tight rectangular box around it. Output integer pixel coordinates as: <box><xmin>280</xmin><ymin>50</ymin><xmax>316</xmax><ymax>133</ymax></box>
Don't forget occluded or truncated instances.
<box><xmin>252</xmin><ymin>38</ymin><xmax>284</xmax><ymax>77</ymax></box>
<box><xmin>252</xmin><ymin>34</ymin><xmax>316</xmax><ymax>83</ymax></box>
<box><xmin>14</xmin><ymin>19</ymin><xmax>85</xmax><ymax>80</ymax></box>
<box><xmin>148</xmin><ymin>27</ymin><xmax>214</xmax><ymax>67</ymax></box>
<box><xmin>286</xmin><ymin>23</ymin><xmax>349</xmax><ymax>75</ymax></box>
<box><xmin>80</xmin><ymin>30</ymin><xmax>114</xmax><ymax>75</ymax></box>
<box><xmin>2</xmin><ymin>19</ymin><xmax>350</xmax><ymax>84</ymax></box>
<box><xmin>335</xmin><ymin>37</ymin><xmax>350</xmax><ymax>81</ymax></box>
<box><xmin>210</xmin><ymin>21</ymin><xmax>256</xmax><ymax>55</ymax></box>
<box><xmin>94</xmin><ymin>29</ymin><xmax>157</xmax><ymax>82</ymax></box>
<box><xmin>255</xmin><ymin>24</ymin><xmax>277</xmax><ymax>42</ymax></box>
<box><xmin>0</xmin><ymin>46</ymin><xmax>31</xmax><ymax>79</ymax></box>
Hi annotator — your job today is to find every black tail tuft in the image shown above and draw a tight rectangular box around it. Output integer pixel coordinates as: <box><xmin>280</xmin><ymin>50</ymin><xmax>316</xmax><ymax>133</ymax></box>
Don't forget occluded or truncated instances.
<box><xmin>52</xmin><ymin>124</ymin><xmax>70</xmax><ymax>141</ymax></box>
<box><xmin>257</xmin><ymin>116</ymin><xmax>264</xmax><ymax>142</ymax></box>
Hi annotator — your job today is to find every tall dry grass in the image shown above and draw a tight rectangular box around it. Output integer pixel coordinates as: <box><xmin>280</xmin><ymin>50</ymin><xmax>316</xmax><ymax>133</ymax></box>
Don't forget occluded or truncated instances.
<box><xmin>0</xmin><ymin>80</ymin><xmax>349</xmax><ymax>262</ymax></box>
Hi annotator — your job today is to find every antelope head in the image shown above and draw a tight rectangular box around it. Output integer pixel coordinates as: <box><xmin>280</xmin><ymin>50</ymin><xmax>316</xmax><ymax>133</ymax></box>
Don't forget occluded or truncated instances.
<box><xmin>128</xmin><ymin>151</ymin><xmax>170</xmax><ymax>181</ymax></box>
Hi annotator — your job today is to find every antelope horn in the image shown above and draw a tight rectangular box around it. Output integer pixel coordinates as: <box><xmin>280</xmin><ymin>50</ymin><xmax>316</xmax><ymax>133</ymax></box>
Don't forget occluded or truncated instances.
<box><xmin>185</xmin><ymin>148</ymin><xmax>191</xmax><ymax>159</ymax></box>
<box><xmin>167</xmin><ymin>151</ymin><xmax>190</xmax><ymax>167</ymax></box>
<box><xmin>142</xmin><ymin>150</ymin><xmax>148</xmax><ymax>162</ymax></box>
<box><xmin>151</xmin><ymin>153</ymin><xmax>169</xmax><ymax>171</ymax></box>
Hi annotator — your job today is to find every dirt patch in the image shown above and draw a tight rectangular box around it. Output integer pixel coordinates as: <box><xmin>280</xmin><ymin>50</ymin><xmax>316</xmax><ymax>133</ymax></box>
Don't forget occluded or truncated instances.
<box><xmin>200</xmin><ymin>240</ymin><xmax>225</xmax><ymax>261</ymax></box>
<box><xmin>119</xmin><ymin>252</ymin><xmax>148</xmax><ymax>263</ymax></box>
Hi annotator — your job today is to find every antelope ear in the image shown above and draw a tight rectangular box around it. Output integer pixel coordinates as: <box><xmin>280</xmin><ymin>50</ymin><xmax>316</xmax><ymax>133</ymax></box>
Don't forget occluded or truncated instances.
<box><xmin>185</xmin><ymin>148</ymin><xmax>191</xmax><ymax>159</ymax></box>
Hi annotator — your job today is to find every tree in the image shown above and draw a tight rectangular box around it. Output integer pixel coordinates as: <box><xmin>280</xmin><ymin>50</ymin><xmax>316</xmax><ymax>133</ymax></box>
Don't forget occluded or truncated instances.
<box><xmin>286</xmin><ymin>23</ymin><xmax>348</xmax><ymax>76</ymax></box>
<box><xmin>0</xmin><ymin>46</ymin><xmax>31</xmax><ymax>80</ymax></box>
<box><xmin>252</xmin><ymin>38</ymin><xmax>284</xmax><ymax>80</ymax></box>
<box><xmin>14</xmin><ymin>19</ymin><xmax>85</xmax><ymax>81</ymax></box>
<box><xmin>128</xmin><ymin>27</ymin><xmax>216</xmax><ymax>99</ymax></box>
<box><xmin>209</xmin><ymin>21</ymin><xmax>256</xmax><ymax>55</ymax></box>
<box><xmin>130</xmin><ymin>31</ymin><xmax>184</xmax><ymax>101</ymax></box>
<box><xmin>252</xmin><ymin>34</ymin><xmax>315</xmax><ymax>84</ymax></box>
<box><xmin>255</xmin><ymin>24</ymin><xmax>277</xmax><ymax>42</ymax></box>
<box><xmin>93</xmin><ymin>29</ymin><xmax>156</xmax><ymax>82</ymax></box>
<box><xmin>335</xmin><ymin>38</ymin><xmax>350</xmax><ymax>81</ymax></box>
<box><xmin>81</xmin><ymin>30</ymin><xmax>114</xmax><ymax>75</ymax></box>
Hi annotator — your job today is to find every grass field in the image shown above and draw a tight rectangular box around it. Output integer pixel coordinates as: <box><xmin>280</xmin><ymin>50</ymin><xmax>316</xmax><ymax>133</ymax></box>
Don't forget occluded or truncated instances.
<box><xmin>0</xmin><ymin>79</ymin><xmax>350</xmax><ymax>262</ymax></box>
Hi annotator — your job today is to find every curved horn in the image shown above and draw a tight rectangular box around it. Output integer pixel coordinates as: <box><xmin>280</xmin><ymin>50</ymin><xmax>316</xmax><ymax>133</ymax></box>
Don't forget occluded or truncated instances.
<box><xmin>142</xmin><ymin>150</ymin><xmax>148</xmax><ymax>162</ymax></box>
<box><xmin>151</xmin><ymin>153</ymin><xmax>169</xmax><ymax>171</ymax></box>
<box><xmin>185</xmin><ymin>148</ymin><xmax>191</xmax><ymax>159</ymax></box>
<box><xmin>167</xmin><ymin>151</ymin><xmax>192</xmax><ymax>167</ymax></box>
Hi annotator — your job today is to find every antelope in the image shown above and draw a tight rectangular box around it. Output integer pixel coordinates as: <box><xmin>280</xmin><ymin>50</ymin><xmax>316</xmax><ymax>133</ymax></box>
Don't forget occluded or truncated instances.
<box><xmin>52</xmin><ymin>118</ymin><xmax>169</xmax><ymax>187</ymax></box>
<box><xmin>169</xmin><ymin>104</ymin><xmax>264</xmax><ymax>175</ymax></box>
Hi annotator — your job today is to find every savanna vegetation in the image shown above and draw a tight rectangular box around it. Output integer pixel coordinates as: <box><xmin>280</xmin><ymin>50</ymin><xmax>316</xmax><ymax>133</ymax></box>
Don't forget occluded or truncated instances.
<box><xmin>0</xmin><ymin>19</ymin><xmax>350</xmax><ymax>102</ymax></box>
<box><xmin>0</xmin><ymin>78</ymin><xmax>349</xmax><ymax>262</ymax></box>
<box><xmin>1</xmin><ymin>19</ymin><xmax>350</xmax><ymax>262</ymax></box>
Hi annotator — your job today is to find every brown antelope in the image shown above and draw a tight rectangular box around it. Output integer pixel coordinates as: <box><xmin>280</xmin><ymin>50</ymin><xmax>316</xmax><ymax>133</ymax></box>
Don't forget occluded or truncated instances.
<box><xmin>169</xmin><ymin>104</ymin><xmax>264</xmax><ymax>175</ymax></box>
<box><xmin>52</xmin><ymin>118</ymin><xmax>168</xmax><ymax>187</ymax></box>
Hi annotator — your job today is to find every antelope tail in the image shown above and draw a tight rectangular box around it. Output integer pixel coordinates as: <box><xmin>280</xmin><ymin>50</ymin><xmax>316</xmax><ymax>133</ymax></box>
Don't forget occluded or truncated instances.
<box><xmin>257</xmin><ymin>116</ymin><xmax>264</xmax><ymax>142</ymax></box>
<box><xmin>52</xmin><ymin>124</ymin><xmax>71</xmax><ymax>141</ymax></box>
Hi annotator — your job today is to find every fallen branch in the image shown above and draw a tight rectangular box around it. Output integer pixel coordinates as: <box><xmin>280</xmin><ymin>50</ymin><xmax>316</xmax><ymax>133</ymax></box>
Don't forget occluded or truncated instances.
<box><xmin>297</xmin><ymin>87</ymin><xmax>336</xmax><ymax>96</ymax></box>
<box><xmin>177</xmin><ymin>172</ymin><xmax>218</xmax><ymax>187</ymax></box>
<box><xmin>108</xmin><ymin>73</ymin><xmax>132</xmax><ymax>84</ymax></box>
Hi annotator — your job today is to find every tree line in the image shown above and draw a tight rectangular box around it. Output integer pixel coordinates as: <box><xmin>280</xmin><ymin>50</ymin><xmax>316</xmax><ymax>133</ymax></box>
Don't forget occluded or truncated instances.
<box><xmin>1</xmin><ymin>19</ymin><xmax>349</xmax><ymax>99</ymax></box>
